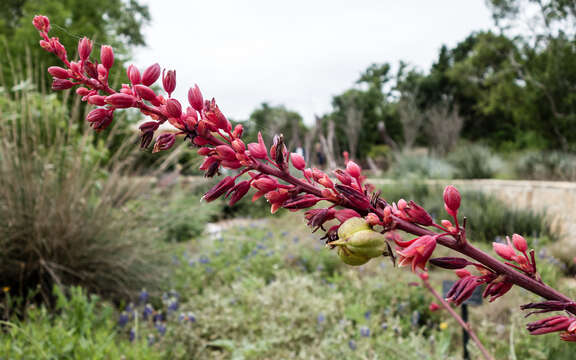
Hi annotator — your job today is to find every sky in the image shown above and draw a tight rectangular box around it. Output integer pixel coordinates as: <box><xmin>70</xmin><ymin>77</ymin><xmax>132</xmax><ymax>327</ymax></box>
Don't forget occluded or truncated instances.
<box><xmin>134</xmin><ymin>0</ymin><xmax>496</xmax><ymax>125</ymax></box>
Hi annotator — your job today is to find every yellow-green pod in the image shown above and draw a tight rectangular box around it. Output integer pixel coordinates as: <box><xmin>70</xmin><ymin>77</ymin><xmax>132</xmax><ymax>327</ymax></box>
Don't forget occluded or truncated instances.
<box><xmin>337</xmin><ymin>245</ymin><xmax>370</xmax><ymax>266</ymax></box>
<box><xmin>346</xmin><ymin>230</ymin><xmax>389</xmax><ymax>258</ymax></box>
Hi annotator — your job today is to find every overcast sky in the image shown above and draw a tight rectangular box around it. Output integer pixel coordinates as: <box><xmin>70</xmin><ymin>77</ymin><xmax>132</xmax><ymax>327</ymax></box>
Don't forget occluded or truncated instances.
<box><xmin>134</xmin><ymin>0</ymin><xmax>496</xmax><ymax>125</ymax></box>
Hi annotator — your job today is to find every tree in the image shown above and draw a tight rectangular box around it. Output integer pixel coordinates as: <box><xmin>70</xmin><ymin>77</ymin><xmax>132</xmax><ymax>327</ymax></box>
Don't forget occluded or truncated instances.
<box><xmin>246</xmin><ymin>103</ymin><xmax>307</xmax><ymax>151</ymax></box>
<box><xmin>0</xmin><ymin>0</ymin><xmax>150</xmax><ymax>86</ymax></box>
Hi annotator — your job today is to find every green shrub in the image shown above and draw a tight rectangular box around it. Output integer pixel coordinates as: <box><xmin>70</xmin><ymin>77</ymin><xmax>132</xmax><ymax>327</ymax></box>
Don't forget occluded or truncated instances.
<box><xmin>386</xmin><ymin>153</ymin><xmax>454</xmax><ymax>180</ymax></box>
<box><xmin>0</xmin><ymin>87</ymin><xmax>167</xmax><ymax>308</ymax></box>
<box><xmin>514</xmin><ymin>151</ymin><xmax>576</xmax><ymax>181</ymax></box>
<box><xmin>0</xmin><ymin>286</ymin><xmax>161</xmax><ymax>359</ymax></box>
<box><xmin>447</xmin><ymin>144</ymin><xmax>502</xmax><ymax>179</ymax></box>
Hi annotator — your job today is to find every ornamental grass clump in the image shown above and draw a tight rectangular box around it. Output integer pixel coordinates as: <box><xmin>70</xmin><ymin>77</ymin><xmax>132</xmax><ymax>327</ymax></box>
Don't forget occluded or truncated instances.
<box><xmin>31</xmin><ymin>14</ymin><xmax>576</xmax><ymax>350</ymax></box>
<box><xmin>0</xmin><ymin>67</ymin><xmax>166</xmax><ymax>309</ymax></box>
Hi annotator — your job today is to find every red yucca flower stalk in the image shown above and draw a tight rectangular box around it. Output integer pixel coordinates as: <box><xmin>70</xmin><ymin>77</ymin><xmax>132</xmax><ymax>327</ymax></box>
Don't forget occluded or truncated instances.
<box><xmin>33</xmin><ymin>15</ymin><xmax>576</xmax><ymax>343</ymax></box>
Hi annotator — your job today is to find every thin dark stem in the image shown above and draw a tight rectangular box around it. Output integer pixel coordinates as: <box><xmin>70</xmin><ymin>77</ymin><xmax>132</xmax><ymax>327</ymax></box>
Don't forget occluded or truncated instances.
<box><xmin>421</xmin><ymin>275</ymin><xmax>494</xmax><ymax>360</ymax></box>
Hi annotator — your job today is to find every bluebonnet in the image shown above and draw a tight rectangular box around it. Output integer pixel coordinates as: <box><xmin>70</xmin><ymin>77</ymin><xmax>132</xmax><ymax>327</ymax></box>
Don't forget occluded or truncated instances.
<box><xmin>364</xmin><ymin>310</ymin><xmax>371</xmax><ymax>320</ymax></box>
<box><xmin>138</xmin><ymin>289</ymin><xmax>149</xmax><ymax>305</ymax></box>
<box><xmin>143</xmin><ymin>304</ymin><xmax>154</xmax><ymax>321</ymax></box>
<box><xmin>129</xmin><ymin>328</ymin><xmax>136</xmax><ymax>342</ymax></box>
<box><xmin>360</xmin><ymin>326</ymin><xmax>370</xmax><ymax>337</ymax></box>
<box><xmin>199</xmin><ymin>255</ymin><xmax>210</xmax><ymax>264</ymax></box>
<box><xmin>155</xmin><ymin>322</ymin><xmax>167</xmax><ymax>336</ymax></box>
<box><xmin>317</xmin><ymin>313</ymin><xmax>326</xmax><ymax>324</ymax></box>
<box><xmin>348</xmin><ymin>340</ymin><xmax>357</xmax><ymax>350</ymax></box>
<box><xmin>118</xmin><ymin>311</ymin><xmax>130</xmax><ymax>328</ymax></box>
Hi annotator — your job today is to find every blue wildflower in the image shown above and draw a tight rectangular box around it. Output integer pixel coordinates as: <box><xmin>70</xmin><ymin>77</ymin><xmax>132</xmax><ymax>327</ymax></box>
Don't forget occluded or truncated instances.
<box><xmin>143</xmin><ymin>304</ymin><xmax>154</xmax><ymax>321</ymax></box>
<box><xmin>364</xmin><ymin>310</ymin><xmax>371</xmax><ymax>320</ymax></box>
<box><xmin>348</xmin><ymin>340</ymin><xmax>357</xmax><ymax>350</ymax></box>
<box><xmin>317</xmin><ymin>313</ymin><xmax>326</xmax><ymax>324</ymax></box>
<box><xmin>155</xmin><ymin>322</ymin><xmax>167</xmax><ymax>336</ymax></box>
<box><xmin>381</xmin><ymin>322</ymin><xmax>388</xmax><ymax>330</ymax></box>
<box><xmin>129</xmin><ymin>328</ymin><xmax>136</xmax><ymax>342</ymax></box>
<box><xmin>360</xmin><ymin>326</ymin><xmax>370</xmax><ymax>337</ymax></box>
<box><xmin>118</xmin><ymin>311</ymin><xmax>129</xmax><ymax>328</ymax></box>
<box><xmin>199</xmin><ymin>255</ymin><xmax>210</xmax><ymax>264</ymax></box>
<box><xmin>138</xmin><ymin>289</ymin><xmax>149</xmax><ymax>305</ymax></box>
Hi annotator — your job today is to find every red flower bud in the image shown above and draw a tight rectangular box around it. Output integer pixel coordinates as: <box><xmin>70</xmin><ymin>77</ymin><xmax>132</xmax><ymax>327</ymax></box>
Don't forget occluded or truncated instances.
<box><xmin>282</xmin><ymin>195</ymin><xmax>321</xmax><ymax>210</ymax></box>
<box><xmin>105</xmin><ymin>93</ymin><xmax>136</xmax><ymax>108</ymax></box>
<box><xmin>133</xmin><ymin>84</ymin><xmax>157</xmax><ymax>102</ymax></box>
<box><xmin>512</xmin><ymin>234</ymin><xmax>528</xmax><ymax>252</ymax></box>
<box><xmin>443</xmin><ymin>185</ymin><xmax>461</xmax><ymax>215</ymax></box>
<box><xmin>47</xmin><ymin>66</ymin><xmax>69</xmax><ymax>79</ymax></box>
<box><xmin>188</xmin><ymin>84</ymin><xmax>204</xmax><ymax>111</ymax></box>
<box><xmin>142</xmin><ymin>63</ymin><xmax>161</xmax><ymax>86</ymax></box>
<box><xmin>291</xmin><ymin>153</ymin><xmax>306</xmax><ymax>170</ymax></box>
<box><xmin>232</xmin><ymin>124</ymin><xmax>243</xmax><ymax>138</ymax></box>
<box><xmin>51</xmin><ymin>79</ymin><xmax>74</xmax><ymax>90</ymax></box>
<box><xmin>247</xmin><ymin>132</ymin><xmax>267</xmax><ymax>159</ymax></box>
<box><xmin>165</xmin><ymin>99</ymin><xmax>182</xmax><ymax>118</ymax></box>
<box><xmin>139</xmin><ymin>121</ymin><xmax>159</xmax><ymax>148</ymax></box>
<box><xmin>404</xmin><ymin>200</ymin><xmax>433</xmax><ymax>226</ymax></box>
<box><xmin>86</xmin><ymin>107</ymin><xmax>114</xmax><ymax>131</ymax></box>
<box><xmin>252</xmin><ymin>178</ymin><xmax>278</xmax><ymax>193</ymax></box>
<box><xmin>215</xmin><ymin>145</ymin><xmax>236</xmax><ymax>161</ymax></box>
<box><xmin>429</xmin><ymin>257</ymin><xmax>471</xmax><ymax>269</ymax></box>
<box><xmin>346</xmin><ymin>160</ymin><xmax>362</xmax><ymax>178</ymax></box>
<box><xmin>100</xmin><ymin>45</ymin><xmax>114</xmax><ymax>69</ymax></box>
<box><xmin>333</xmin><ymin>169</ymin><xmax>352</xmax><ymax>185</ymax></box>
<box><xmin>231</xmin><ymin>139</ymin><xmax>246</xmax><ymax>152</ymax></box>
<box><xmin>527</xmin><ymin>316</ymin><xmax>574</xmax><ymax>335</ymax></box>
<box><xmin>33</xmin><ymin>15</ymin><xmax>51</xmax><ymax>33</ymax></box>
<box><xmin>226</xmin><ymin>180</ymin><xmax>250</xmax><ymax>206</ymax></box>
<box><xmin>493</xmin><ymin>242</ymin><xmax>517</xmax><ymax>261</ymax></box>
<box><xmin>429</xmin><ymin>302</ymin><xmax>440</xmax><ymax>312</ymax></box>
<box><xmin>87</xmin><ymin>95</ymin><xmax>106</xmax><ymax>106</ymax></box>
<box><xmin>78</xmin><ymin>37</ymin><xmax>92</xmax><ymax>61</ymax></box>
<box><xmin>202</xmin><ymin>176</ymin><xmax>235</xmax><ymax>202</ymax></box>
<box><xmin>153</xmin><ymin>132</ymin><xmax>176</xmax><ymax>153</ymax></box>
<box><xmin>335</xmin><ymin>209</ymin><xmax>361</xmax><ymax>223</ymax></box>
<box><xmin>127</xmin><ymin>65</ymin><xmax>141</xmax><ymax>84</ymax></box>
<box><xmin>162</xmin><ymin>69</ymin><xmax>176</xmax><ymax>97</ymax></box>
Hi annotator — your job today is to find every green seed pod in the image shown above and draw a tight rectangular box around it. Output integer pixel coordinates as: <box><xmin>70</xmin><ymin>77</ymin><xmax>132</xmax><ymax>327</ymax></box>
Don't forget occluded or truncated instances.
<box><xmin>337</xmin><ymin>245</ymin><xmax>370</xmax><ymax>266</ymax></box>
<box><xmin>332</xmin><ymin>217</ymin><xmax>390</xmax><ymax>266</ymax></box>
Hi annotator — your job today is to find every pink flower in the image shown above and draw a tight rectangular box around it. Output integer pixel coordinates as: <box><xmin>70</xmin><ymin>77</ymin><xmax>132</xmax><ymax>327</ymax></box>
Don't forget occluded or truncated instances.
<box><xmin>512</xmin><ymin>234</ymin><xmax>528</xmax><ymax>252</ymax></box>
<box><xmin>141</xmin><ymin>63</ymin><xmax>161</xmax><ymax>86</ymax></box>
<box><xmin>397</xmin><ymin>235</ymin><xmax>437</xmax><ymax>272</ymax></box>
<box><xmin>202</xmin><ymin>176</ymin><xmax>235</xmax><ymax>202</ymax></box>
<box><xmin>78</xmin><ymin>37</ymin><xmax>92</xmax><ymax>61</ymax></box>
<box><xmin>443</xmin><ymin>185</ymin><xmax>461</xmax><ymax>216</ymax></box>
<box><xmin>429</xmin><ymin>302</ymin><xmax>440</xmax><ymax>312</ymax></box>
<box><xmin>493</xmin><ymin>242</ymin><xmax>517</xmax><ymax>261</ymax></box>
<box><xmin>290</xmin><ymin>153</ymin><xmax>306</xmax><ymax>170</ymax></box>
<box><xmin>48</xmin><ymin>66</ymin><xmax>69</xmax><ymax>79</ymax></box>
<box><xmin>346</xmin><ymin>160</ymin><xmax>361</xmax><ymax>178</ymax></box>
<box><xmin>86</xmin><ymin>108</ymin><xmax>114</xmax><ymax>131</ymax></box>
<box><xmin>105</xmin><ymin>93</ymin><xmax>136</xmax><ymax>108</ymax></box>
<box><xmin>32</xmin><ymin>15</ymin><xmax>50</xmax><ymax>33</ymax></box>
<box><xmin>153</xmin><ymin>133</ymin><xmax>176</xmax><ymax>153</ymax></box>
<box><xmin>100</xmin><ymin>45</ymin><xmax>114</xmax><ymax>69</ymax></box>
<box><xmin>527</xmin><ymin>316</ymin><xmax>575</xmax><ymax>335</ymax></box>
<box><xmin>187</xmin><ymin>84</ymin><xmax>204</xmax><ymax>112</ymax></box>
<box><xmin>162</xmin><ymin>69</ymin><xmax>176</xmax><ymax>97</ymax></box>
<box><xmin>247</xmin><ymin>132</ymin><xmax>267</xmax><ymax>159</ymax></box>
<box><xmin>127</xmin><ymin>65</ymin><xmax>141</xmax><ymax>84</ymax></box>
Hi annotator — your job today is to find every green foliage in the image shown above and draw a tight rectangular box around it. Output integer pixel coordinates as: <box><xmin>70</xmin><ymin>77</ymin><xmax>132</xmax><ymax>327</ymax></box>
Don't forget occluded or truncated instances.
<box><xmin>386</xmin><ymin>153</ymin><xmax>455</xmax><ymax>180</ymax></box>
<box><xmin>379</xmin><ymin>183</ymin><xmax>554</xmax><ymax>244</ymax></box>
<box><xmin>0</xmin><ymin>87</ymin><xmax>166</xmax><ymax>307</ymax></box>
<box><xmin>447</xmin><ymin>143</ymin><xmax>503</xmax><ymax>179</ymax></box>
<box><xmin>244</xmin><ymin>103</ymin><xmax>307</xmax><ymax>149</ymax></box>
<box><xmin>0</xmin><ymin>286</ymin><xmax>161</xmax><ymax>359</ymax></box>
<box><xmin>513</xmin><ymin>150</ymin><xmax>576</xmax><ymax>181</ymax></box>
<box><xmin>0</xmin><ymin>0</ymin><xmax>150</xmax><ymax>87</ymax></box>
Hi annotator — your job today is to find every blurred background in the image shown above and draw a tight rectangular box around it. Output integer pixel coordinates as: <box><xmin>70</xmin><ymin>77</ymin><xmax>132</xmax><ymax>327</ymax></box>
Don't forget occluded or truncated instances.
<box><xmin>1</xmin><ymin>0</ymin><xmax>576</xmax><ymax>359</ymax></box>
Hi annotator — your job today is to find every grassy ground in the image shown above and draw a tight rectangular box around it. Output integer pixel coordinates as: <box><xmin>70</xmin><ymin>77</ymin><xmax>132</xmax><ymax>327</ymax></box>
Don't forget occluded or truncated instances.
<box><xmin>2</xmin><ymin>212</ymin><xmax>575</xmax><ymax>359</ymax></box>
